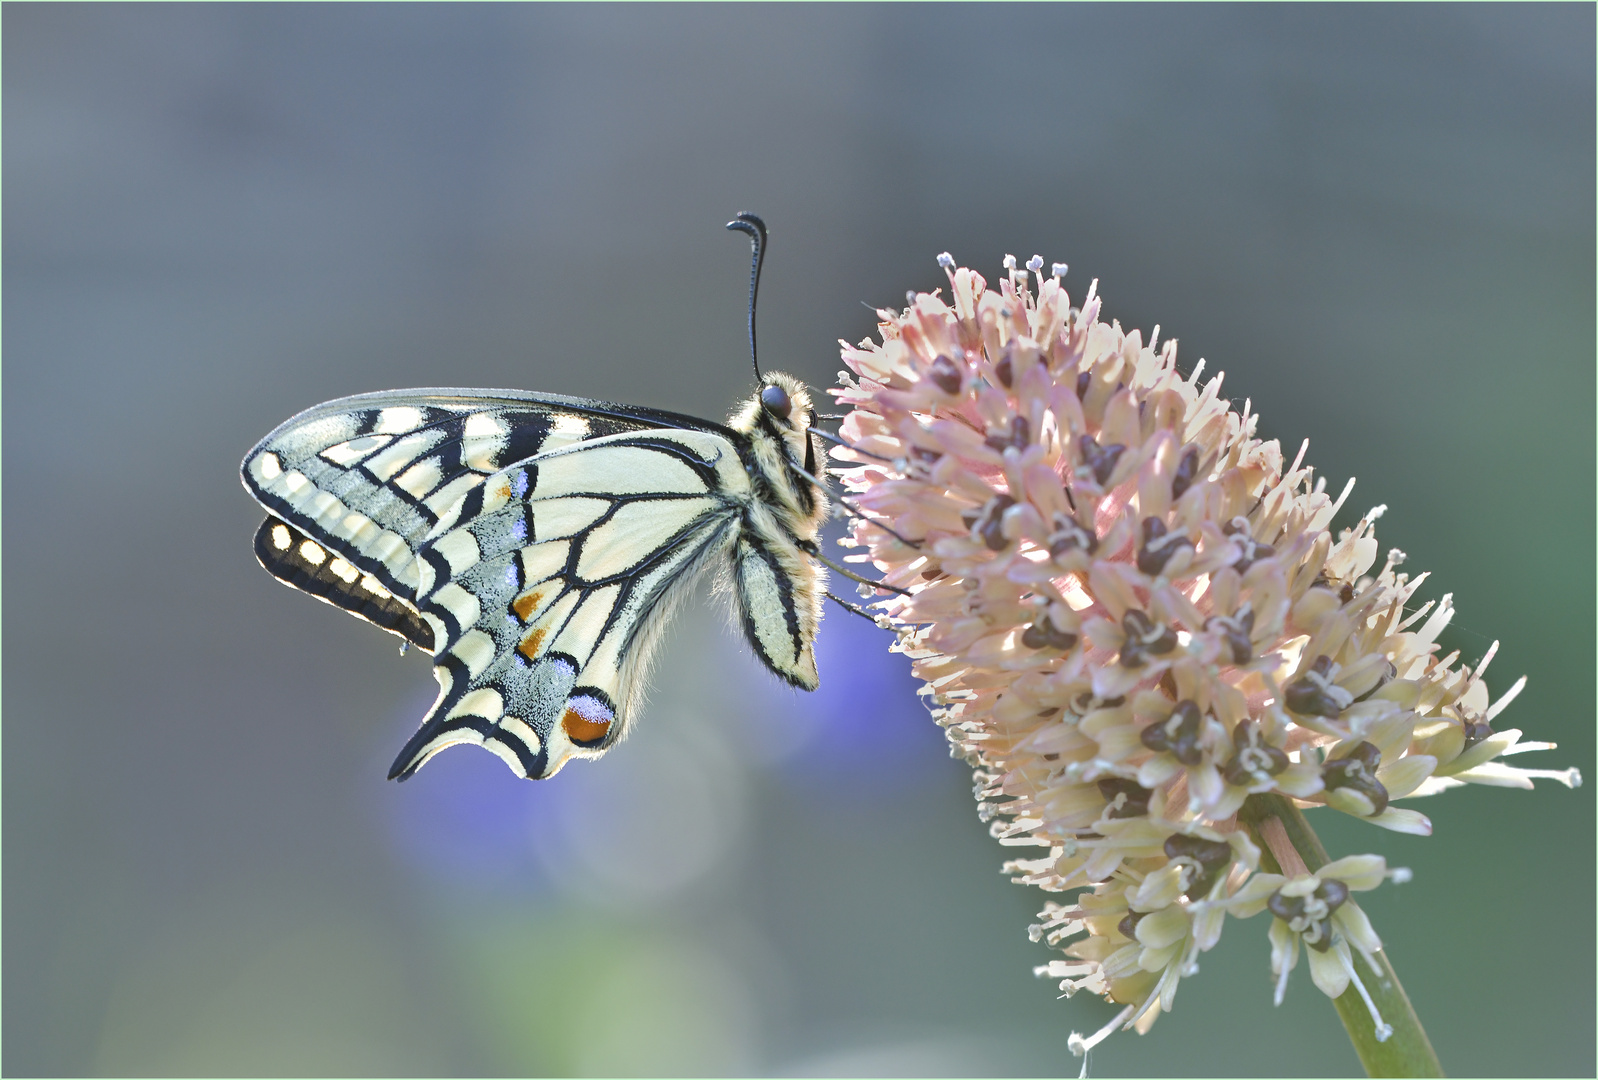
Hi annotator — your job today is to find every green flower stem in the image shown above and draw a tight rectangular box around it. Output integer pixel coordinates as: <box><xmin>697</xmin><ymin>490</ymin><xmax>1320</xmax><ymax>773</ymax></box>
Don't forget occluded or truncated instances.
<box><xmin>1238</xmin><ymin>794</ymin><xmax>1444</xmax><ymax>1078</ymax></box>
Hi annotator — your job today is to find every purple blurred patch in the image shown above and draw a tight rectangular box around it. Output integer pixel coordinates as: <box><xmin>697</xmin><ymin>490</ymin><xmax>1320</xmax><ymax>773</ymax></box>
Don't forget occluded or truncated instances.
<box><xmin>748</xmin><ymin>600</ymin><xmax>955</xmax><ymax>788</ymax></box>
<box><xmin>375</xmin><ymin>686</ymin><xmax>565</xmax><ymax>890</ymax></box>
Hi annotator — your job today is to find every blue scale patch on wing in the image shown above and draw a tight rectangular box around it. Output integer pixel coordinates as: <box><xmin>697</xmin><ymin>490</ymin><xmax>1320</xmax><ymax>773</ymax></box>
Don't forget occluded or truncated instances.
<box><xmin>386</xmin><ymin>429</ymin><xmax>748</xmax><ymax>781</ymax></box>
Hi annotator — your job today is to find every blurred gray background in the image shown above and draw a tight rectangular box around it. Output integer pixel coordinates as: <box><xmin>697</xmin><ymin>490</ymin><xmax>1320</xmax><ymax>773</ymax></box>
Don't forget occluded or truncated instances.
<box><xmin>5</xmin><ymin>4</ymin><xmax>1592</xmax><ymax>1077</ymax></box>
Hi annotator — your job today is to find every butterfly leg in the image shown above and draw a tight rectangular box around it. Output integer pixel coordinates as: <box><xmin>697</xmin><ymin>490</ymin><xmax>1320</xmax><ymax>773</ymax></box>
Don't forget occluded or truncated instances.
<box><xmin>795</xmin><ymin>539</ymin><xmax>912</xmax><ymax>597</ymax></box>
<box><xmin>825</xmin><ymin>591</ymin><xmax>886</xmax><ymax>624</ymax></box>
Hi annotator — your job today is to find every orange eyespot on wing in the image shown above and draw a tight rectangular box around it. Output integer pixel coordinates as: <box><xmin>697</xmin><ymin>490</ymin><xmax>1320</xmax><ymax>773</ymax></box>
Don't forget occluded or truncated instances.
<box><xmin>561</xmin><ymin>694</ymin><xmax>615</xmax><ymax>746</ymax></box>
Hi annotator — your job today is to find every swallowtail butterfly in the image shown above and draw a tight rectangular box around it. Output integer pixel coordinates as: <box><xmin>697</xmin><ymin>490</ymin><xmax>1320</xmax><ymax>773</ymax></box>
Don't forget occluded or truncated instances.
<box><xmin>241</xmin><ymin>215</ymin><xmax>852</xmax><ymax>781</ymax></box>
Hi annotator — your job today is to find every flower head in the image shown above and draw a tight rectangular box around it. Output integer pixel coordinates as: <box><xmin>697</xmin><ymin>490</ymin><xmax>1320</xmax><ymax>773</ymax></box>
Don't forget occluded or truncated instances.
<box><xmin>829</xmin><ymin>255</ymin><xmax>1580</xmax><ymax>1053</ymax></box>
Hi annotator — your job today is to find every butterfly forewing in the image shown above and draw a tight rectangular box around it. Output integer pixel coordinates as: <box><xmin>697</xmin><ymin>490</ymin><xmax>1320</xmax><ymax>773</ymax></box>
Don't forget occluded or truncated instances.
<box><xmin>241</xmin><ymin>389</ymin><xmax>707</xmax><ymax>602</ymax></box>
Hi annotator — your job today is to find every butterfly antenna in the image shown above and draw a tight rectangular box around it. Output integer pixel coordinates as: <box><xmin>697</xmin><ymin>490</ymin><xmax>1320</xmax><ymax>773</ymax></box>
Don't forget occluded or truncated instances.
<box><xmin>726</xmin><ymin>211</ymin><xmax>767</xmax><ymax>381</ymax></box>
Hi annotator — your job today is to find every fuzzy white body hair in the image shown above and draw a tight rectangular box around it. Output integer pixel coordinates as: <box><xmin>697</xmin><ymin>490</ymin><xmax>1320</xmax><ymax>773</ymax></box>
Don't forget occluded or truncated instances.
<box><xmin>724</xmin><ymin>373</ymin><xmax>830</xmax><ymax>690</ymax></box>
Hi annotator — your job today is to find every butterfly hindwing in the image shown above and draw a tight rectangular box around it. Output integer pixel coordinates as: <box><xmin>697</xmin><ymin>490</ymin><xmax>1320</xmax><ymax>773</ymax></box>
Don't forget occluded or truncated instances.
<box><xmin>389</xmin><ymin>428</ymin><xmax>752</xmax><ymax>779</ymax></box>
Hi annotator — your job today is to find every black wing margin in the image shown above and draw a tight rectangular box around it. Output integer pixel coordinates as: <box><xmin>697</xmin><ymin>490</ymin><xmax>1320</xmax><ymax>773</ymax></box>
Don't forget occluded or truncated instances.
<box><xmin>254</xmin><ymin>516</ymin><xmax>435</xmax><ymax>650</ymax></box>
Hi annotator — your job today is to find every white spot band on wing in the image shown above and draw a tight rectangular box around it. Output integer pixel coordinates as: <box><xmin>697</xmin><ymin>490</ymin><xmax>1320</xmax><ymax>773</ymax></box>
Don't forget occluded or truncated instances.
<box><xmin>320</xmin><ymin>434</ymin><xmax>393</xmax><ymax>466</ymax></box>
<box><xmin>431</xmin><ymin>530</ymin><xmax>482</xmax><ymax>576</ymax></box>
<box><xmin>376</xmin><ymin>407</ymin><xmax>426</xmax><ymax>434</ymax></box>
<box><xmin>451</xmin><ymin>629</ymin><xmax>497</xmax><ymax>678</ymax></box>
<box><xmin>447</xmin><ymin>687</ymin><xmax>504</xmax><ymax>721</ymax></box>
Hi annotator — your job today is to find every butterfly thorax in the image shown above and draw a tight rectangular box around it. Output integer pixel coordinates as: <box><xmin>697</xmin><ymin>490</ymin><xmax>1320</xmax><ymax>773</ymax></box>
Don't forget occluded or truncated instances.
<box><xmin>726</xmin><ymin>372</ymin><xmax>830</xmax><ymax>544</ymax></box>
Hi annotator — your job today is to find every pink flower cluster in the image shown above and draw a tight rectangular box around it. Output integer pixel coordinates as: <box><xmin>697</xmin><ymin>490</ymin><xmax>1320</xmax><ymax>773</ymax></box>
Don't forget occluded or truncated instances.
<box><xmin>827</xmin><ymin>254</ymin><xmax>1578</xmax><ymax>1045</ymax></box>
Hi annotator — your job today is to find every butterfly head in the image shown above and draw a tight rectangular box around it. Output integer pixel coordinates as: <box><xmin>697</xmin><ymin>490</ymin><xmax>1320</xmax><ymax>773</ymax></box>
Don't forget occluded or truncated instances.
<box><xmin>731</xmin><ymin>370</ymin><xmax>821</xmax><ymax>475</ymax></box>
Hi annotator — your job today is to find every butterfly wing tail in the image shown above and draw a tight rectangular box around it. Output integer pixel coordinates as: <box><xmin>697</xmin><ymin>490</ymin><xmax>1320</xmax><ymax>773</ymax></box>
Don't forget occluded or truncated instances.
<box><xmin>386</xmin><ymin>656</ymin><xmax>562</xmax><ymax>781</ymax></box>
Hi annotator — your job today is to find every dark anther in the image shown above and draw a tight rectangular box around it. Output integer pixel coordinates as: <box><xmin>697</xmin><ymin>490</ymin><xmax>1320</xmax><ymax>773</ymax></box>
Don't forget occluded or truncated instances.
<box><xmin>1117</xmin><ymin>910</ymin><xmax>1145</xmax><ymax>939</ymax></box>
<box><xmin>1311</xmin><ymin>573</ymin><xmax>1353</xmax><ymax>604</ymax></box>
<box><xmin>920</xmin><ymin>565</ymin><xmax>945</xmax><ymax>581</ymax></box>
<box><xmin>1137</xmin><ymin>517</ymin><xmax>1195</xmax><ymax>576</ymax></box>
<box><xmin>928</xmin><ymin>354</ymin><xmax>963</xmax><ymax>396</ymax></box>
<box><xmin>994</xmin><ymin>352</ymin><xmax>1014</xmax><ymax>388</ymax></box>
<box><xmin>1075</xmin><ymin>370</ymin><xmax>1092</xmax><ymax>400</ymax></box>
<box><xmin>904</xmin><ymin>446</ymin><xmax>943</xmax><ymax>480</ymax></box>
<box><xmin>1074</xmin><ymin>691</ymin><xmax>1125</xmax><ymax>714</ymax></box>
<box><xmin>1266</xmin><ymin>878</ymin><xmax>1350</xmax><ymax>952</ymax></box>
<box><xmin>1222</xmin><ymin>517</ymin><xmax>1275</xmax><ymax>572</ymax></box>
<box><xmin>1076</xmin><ymin>693</ymin><xmax>1127</xmax><ymax>714</ymax></box>
<box><xmin>1042</xmin><ymin>752</ymin><xmax>1059</xmax><ymax>761</ymax></box>
<box><xmin>760</xmin><ymin>382</ymin><xmax>792</xmax><ymax>419</ymax></box>
<box><xmin>1171</xmin><ymin>445</ymin><xmax>1201</xmax><ymax>500</ymax></box>
<box><xmin>1462</xmin><ymin>718</ymin><xmax>1494</xmax><ymax>748</ymax></box>
<box><xmin>1077</xmin><ymin>435</ymin><xmax>1127</xmax><ymax>486</ymax></box>
<box><xmin>1022</xmin><ymin>617</ymin><xmax>1078</xmax><ymax>652</ymax></box>
<box><xmin>1096</xmin><ymin>777</ymin><xmax>1152</xmax><ymax>819</ymax></box>
<box><xmin>1220</xmin><ymin>720</ymin><xmax>1290</xmax><ymax>786</ymax></box>
<box><xmin>970</xmin><ymin>493</ymin><xmax>1017</xmax><ymax>551</ymax></box>
<box><xmin>984</xmin><ymin>415</ymin><xmax>1031</xmax><ymax>454</ymax></box>
<box><xmin>1322</xmin><ymin>741</ymin><xmax>1389</xmax><ymax>816</ymax></box>
<box><xmin>1265</xmin><ymin>891</ymin><xmax>1301</xmax><ymax>923</ymax></box>
<box><xmin>1047</xmin><ymin>512</ymin><xmax>1098</xmax><ymax>561</ymax></box>
<box><xmin>1157</xmin><ymin>669</ymin><xmax>1179</xmax><ymax>699</ymax></box>
<box><xmin>1119</xmin><ymin>610</ymin><xmax>1178</xmax><ymax>668</ymax></box>
<box><xmin>1141</xmin><ymin>700</ymin><xmax>1205</xmax><ymax>766</ymax></box>
<box><xmin>1283</xmin><ymin>655</ymin><xmax>1353</xmax><ymax>717</ymax></box>
<box><xmin>1318</xmin><ymin>877</ymin><xmax>1350</xmax><ymax>910</ymax></box>
<box><xmin>1205</xmin><ymin>605</ymin><xmax>1256</xmax><ymax>666</ymax></box>
<box><xmin>1237</xmin><ymin>538</ymin><xmax>1276</xmax><ymax>572</ymax></box>
<box><xmin>1163</xmin><ymin>834</ymin><xmax>1234</xmax><ymax>898</ymax></box>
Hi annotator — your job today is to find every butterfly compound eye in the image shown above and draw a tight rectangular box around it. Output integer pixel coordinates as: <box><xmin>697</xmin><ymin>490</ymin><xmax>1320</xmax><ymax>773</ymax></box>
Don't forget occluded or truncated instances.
<box><xmin>760</xmin><ymin>383</ymin><xmax>792</xmax><ymax>419</ymax></box>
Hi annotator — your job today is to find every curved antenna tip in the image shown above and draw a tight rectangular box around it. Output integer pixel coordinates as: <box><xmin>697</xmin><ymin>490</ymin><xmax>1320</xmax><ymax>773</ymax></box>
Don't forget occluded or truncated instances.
<box><xmin>727</xmin><ymin>212</ymin><xmax>768</xmax><ymax>380</ymax></box>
